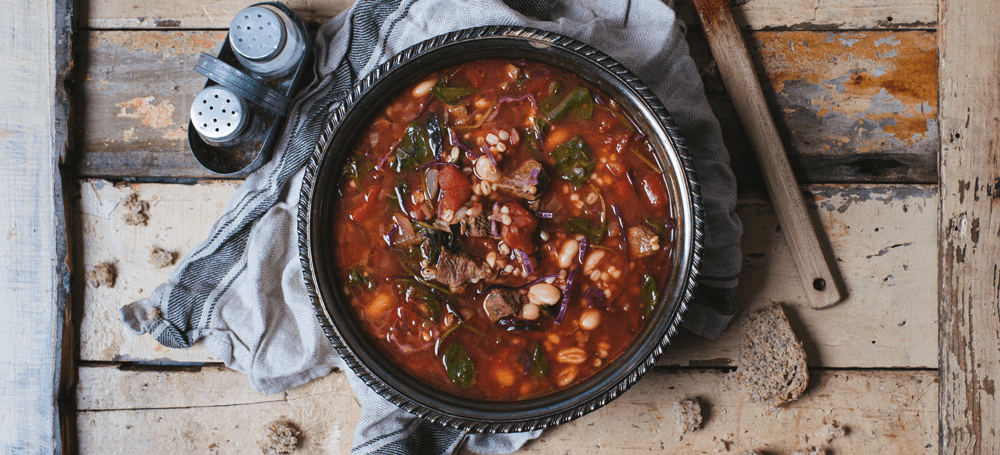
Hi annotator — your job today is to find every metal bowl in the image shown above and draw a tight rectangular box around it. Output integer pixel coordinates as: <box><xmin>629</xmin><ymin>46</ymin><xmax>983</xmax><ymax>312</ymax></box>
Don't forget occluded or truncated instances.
<box><xmin>298</xmin><ymin>25</ymin><xmax>703</xmax><ymax>433</ymax></box>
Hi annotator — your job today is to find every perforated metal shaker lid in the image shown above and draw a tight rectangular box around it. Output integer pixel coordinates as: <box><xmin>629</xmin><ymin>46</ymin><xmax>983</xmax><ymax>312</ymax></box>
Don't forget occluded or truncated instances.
<box><xmin>190</xmin><ymin>86</ymin><xmax>250</xmax><ymax>143</ymax></box>
<box><xmin>229</xmin><ymin>6</ymin><xmax>287</xmax><ymax>61</ymax></box>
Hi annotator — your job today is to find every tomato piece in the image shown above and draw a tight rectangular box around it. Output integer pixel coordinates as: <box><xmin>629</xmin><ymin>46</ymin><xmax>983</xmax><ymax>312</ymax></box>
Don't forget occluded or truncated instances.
<box><xmin>639</xmin><ymin>174</ymin><xmax>669</xmax><ymax>209</ymax></box>
<box><xmin>350</xmin><ymin>186</ymin><xmax>381</xmax><ymax>221</ymax></box>
<box><xmin>437</xmin><ymin>166</ymin><xmax>473</xmax><ymax>217</ymax></box>
<box><xmin>500</xmin><ymin>201</ymin><xmax>538</xmax><ymax>252</ymax></box>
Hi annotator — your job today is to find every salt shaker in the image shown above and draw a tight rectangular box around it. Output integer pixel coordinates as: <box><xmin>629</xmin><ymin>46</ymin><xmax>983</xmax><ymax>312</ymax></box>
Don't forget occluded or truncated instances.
<box><xmin>189</xmin><ymin>86</ymin><xmax>262</xmax><ymax>147</ymax></box>
<box><xmin>228</xmin><ymin>5</ymin><xmax>307</xmax><ymax>78</ymax></box>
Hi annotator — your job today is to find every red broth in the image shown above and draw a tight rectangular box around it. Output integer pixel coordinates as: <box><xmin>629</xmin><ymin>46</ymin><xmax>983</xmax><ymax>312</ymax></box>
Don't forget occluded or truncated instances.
<box><xmin>331</xmin><ymin>60</ymin><xmax>675</xmax><ymax>400</ymax></box>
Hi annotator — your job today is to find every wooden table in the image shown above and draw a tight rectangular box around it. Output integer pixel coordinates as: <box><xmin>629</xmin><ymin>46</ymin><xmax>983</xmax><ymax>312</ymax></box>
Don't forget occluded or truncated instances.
<box><xmin>3</xmin><ymin>0</ymin><xmax>998</xmax><ymax>453</ymax></box>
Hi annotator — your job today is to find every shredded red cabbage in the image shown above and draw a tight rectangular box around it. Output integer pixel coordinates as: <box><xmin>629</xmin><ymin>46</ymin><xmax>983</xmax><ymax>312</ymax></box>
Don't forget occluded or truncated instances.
<box><xmin>383</xmin><ymin>224</ymin><xmax>399</xmax><ymax>246</ymax></box>
<box><xmin>520</xmin><ymin>272</ymin><xmax>560</xmax><ymax>289</ymax></box>
<box><xmin>578</xmin><ymin>237</ymin><xmax>589</xmax><ymax>264</ymax></box>
<box><xmin>533</xmin><ymin>211</ymin><xmax>554</xmax><ymax>219</ymax></box>
<box><xmin>554</xmin><ymin>267</ymin><xmax>580</xmax><ymax>324</ymax></box>
<box><xmin>448</xmin><ymin>128</ymin><xmax>477</xmax><ymax>158</ymax></box>
<box><xmin>377</xmin><ymin>138</ymin><xmax>403</xmax><ymax>168</ymax></box>
<box><xmin>514</xmin><ymin>248</ymin><xmax>534</xmax><ymax>274</ymax></box>
<box><xmin>488</xmin><ymin>94</ymin><xmax>540</xmax><ymax>122</ymax></box>
<box><xmin>585</xmin><ymin>286</ymin><xmax>608</xmax><ymax>311</ymax></box>
<box><xmin>481</xmin><ymin>143</ymin><xmax>498</xmax><ymax>168</ymax></box>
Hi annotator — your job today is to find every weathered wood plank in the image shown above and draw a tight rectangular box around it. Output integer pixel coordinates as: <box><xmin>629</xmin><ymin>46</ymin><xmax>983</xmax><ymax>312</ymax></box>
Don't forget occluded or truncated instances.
<box><xmin>73</xmin><ymin>30</ymin><xmax>226</xmax><ymax>178</ymax></box>
<box><xmin>0</xmin><ymin>0</ymin><xmax>69</xmax><ymax>452</ymax></box>
<box><xmin>76</xmin><ymin>366</ymin><xmax>937</xmax><ymax>454</ymax></box>
<box><xmin>675</xmin><ymin>0</ymin><xmax>937</xmax><ymax>31</ymax></box>
<box><xmin>83</xmin><ymin>0</ymin><xmax>935</xmax><ymax>30</ymax></box>
<box><xmin>76</xmin><ymin>365</ymin><xmax>361</xmax><ymax>454</ymax></box>
<box><xmin>690</xmin><ymin>30</ymin><xmax>939</xmax><ymax>188</ymax></box>
<box><xmin>74</xmin><ymin>179</ymin><xmax>240</xmax><ymax>363</ymax></box>
<box><xmin>76</xmin><ymin>180</ymin><xmax>938</xmax><ymax>369</ymax></box>
<box><xmin>73</xmin><ymin>30</ymin><xmax>938</xmax><ymax>185</ymax></box>
<box><xmin>938</xmin><ymin>0</ymin><xmax>1000</xmax><ymax>453</ymax></box>
<box><xmin>662</xmin><ymin>184</ymin><xmax>938</xmax><ymax>368</ymax></box>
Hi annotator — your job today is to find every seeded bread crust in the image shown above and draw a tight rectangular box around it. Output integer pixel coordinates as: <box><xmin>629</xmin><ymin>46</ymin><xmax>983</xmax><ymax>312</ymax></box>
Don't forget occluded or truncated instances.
<box><xmin>733</xmin><ymin>302</ymin><xmax>809</xmax><ymax>407</ymax></box>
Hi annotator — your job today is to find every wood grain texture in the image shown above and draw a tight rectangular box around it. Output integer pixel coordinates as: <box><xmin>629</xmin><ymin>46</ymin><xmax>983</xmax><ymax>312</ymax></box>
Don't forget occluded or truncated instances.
<box><xmin>73</xmin><ymin>30</ymin><xmax>939</xmax><ymax>185</ymax></box>
<box><xmin>938</xmin><ymin>0</ymin><xmax>1000</xmax><ymax>453</ymax></box>
<box><xmin>689</xmin><ymin>29</ymin><xmax>940</xmax><ymax>191</ymax></box>
<box><xmin>76</xmin><ymin>366</ymin><xmax>937</xmax><ymax>454</ymax></box>
<box><xmin>0</xmin><ymin>0</ymin><xmax>69</xmax><ymax>452</ymax></box>
<box><xmin>75</xmin><ymin>181</ymin><xmax>938</xmax><ymax>369</ymax></box>
<box><xmin>693</xmin><ymin>0</ymin><xmax>841</xmax><ymax>308</ymax></box>
<box><xmin>674</xmin><ymin>0</ymin><xmax>937</xmax><ymax>31</ymax></box>
<box><xmin>663</xmin><ymin>184</ymin><xmax>938</xmax><ymax>368</ymax></box>
<box><xmin>76</xmin><ymin>365</ymin><xmax>362</xmax><ymax>454</ymax></box>
<box><xmin>74</xmin><ymin>179</ymin><xmax>240</xmax><ymax>363</ymax></box>
<box><xmin>81</xmin><ymin>0</ymin><xmax>935</xmax><ymax>30</ymax></box>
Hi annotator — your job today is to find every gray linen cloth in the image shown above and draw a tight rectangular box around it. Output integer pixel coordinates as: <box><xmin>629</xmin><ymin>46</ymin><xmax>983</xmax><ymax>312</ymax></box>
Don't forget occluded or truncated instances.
<box><xmin>122</xmin><ymin>0</ymin><xmax>741</xmax><ymax>452</ymax></box>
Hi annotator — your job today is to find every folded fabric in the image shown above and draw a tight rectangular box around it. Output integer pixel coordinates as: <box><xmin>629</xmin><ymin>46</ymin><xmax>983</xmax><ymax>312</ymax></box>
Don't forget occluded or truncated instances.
<box><xmin>121</xmin><ymin>0</ymin><xmax>741</xmax><ymax>453</ymax></box>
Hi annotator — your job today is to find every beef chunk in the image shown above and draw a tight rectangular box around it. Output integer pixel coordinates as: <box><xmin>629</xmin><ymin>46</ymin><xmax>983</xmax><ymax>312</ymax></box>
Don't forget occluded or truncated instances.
<box><xmin>466</xmin><ymin>205</ymin><xmax>494</xmax><ymax>238</ymax></box>
<box><xmin>483</xmin><ymin>287</ymin><xmax>525</xmax><ymax>322</ymax></box>
<box><xmin>497</xmin><ymin>160</ymin><xmax>547</xmax><ymax>200</ymax></box>
<box><xmin>435</xmin><ymin>248</ymin><xmax>491</xmax><ymax>292</ymax></box>
<box><xmin>627</xmin><ymin>225</ymin><xmax>661</xmax><ymax>258</ymax></box>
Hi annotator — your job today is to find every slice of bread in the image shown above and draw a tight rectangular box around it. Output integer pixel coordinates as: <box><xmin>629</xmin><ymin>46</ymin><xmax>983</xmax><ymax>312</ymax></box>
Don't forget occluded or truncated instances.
<box><xmin>732</xmin><ymin>302</ymin><xmax>808</xmax><ymax>407</ymax></box>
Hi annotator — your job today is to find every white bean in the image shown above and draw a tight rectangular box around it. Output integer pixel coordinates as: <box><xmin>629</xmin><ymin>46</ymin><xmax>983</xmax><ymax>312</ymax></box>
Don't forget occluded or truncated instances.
<box><xmin>580</xmin><ymin>309</ymin><xmax>602</xmax><ymax>330</ymax></box>
<box><xmin>412</xmin><ymin>78</ymin><xmax>436</xmax><ymax>97</ymax></box>
<box><xmin>558</xmin><ymin>239</ymin><xmax>580</xmax><ymax>268</ymax></box>
<box><xmin>583</xmin><ymin>250</ymin><xmax>606</xmax><ymax>274</ymax></box>
<box><xmin>475</xmin><ymin>156</ymin><xmax>501</xmax><ymax>183</ymax></box>
<box><xmin>521</xmin><ymin>303</ymin><xmax>540</xmax><ymax>320</ymax></box>
<box><xmin>528</xmin><ymin>283</ymin><xmax>562</xmax><ymax>306</ymax></box>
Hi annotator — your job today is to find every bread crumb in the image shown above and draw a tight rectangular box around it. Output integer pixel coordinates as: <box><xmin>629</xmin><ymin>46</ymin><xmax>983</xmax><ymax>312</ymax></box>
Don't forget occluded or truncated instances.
<box><xmin>260</xmin><ymin>421</ymin><xmax>300</xmax><ymax>455</ymax></box>
<box><xmin>818</xmin><ymin>421</ymin><xmax>845</xmax><ymax>443</ymax></box>
<box><xmin>712</xmin><ymin>437</ymin><xmax>727</xmax><ymax>452</ymax></box>
<box><xmin>732</xmin><ymin>303</ymin><xmax>808</xmax><ymax>407</ymax></box>
<box><xmin>122</xmin><ymin>192</ymin><xmax>149</xmax><ymax>226</ymax></box>
<box><xmin>86</xmin><ymin>263</ymin><xmax>116</xmax><ymax>288</ymax></box>
<box><xmin>673</xmin><ymin>398</ymin><xmax>702</xmax><ymax>434</ymax></box>
<box><xmin>737</xmin><ymin>452</ymin><xmax>760</xmax><ymax>455</ymax></box>
<box><xmin>791</xmin><ymin>448</ymin><xmax>826</xmax><ymax>455</ymax></box>
<box><xmin>149</xmin><ymin>247</ymin><xmax>174</xmax><ymax>268</ymax></box>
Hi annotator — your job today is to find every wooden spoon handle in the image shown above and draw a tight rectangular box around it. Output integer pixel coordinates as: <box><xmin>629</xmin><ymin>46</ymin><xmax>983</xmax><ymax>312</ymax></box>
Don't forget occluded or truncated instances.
<box><xmin>691</xmin><ymin>0</ymin><xmax>842</xmax><ymax>308</ymax></box>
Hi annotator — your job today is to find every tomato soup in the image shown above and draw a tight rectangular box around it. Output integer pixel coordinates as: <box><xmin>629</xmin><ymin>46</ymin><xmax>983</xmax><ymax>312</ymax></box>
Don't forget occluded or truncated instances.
<box><xmin>331</xmin><ymin>60</ymin><xmax>675</xmax><ymax>400</ymax></box>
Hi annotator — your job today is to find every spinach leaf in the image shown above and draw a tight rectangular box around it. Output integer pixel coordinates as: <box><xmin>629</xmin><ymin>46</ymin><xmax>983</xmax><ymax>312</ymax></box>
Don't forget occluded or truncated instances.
<box><xmin>431</xmin><ymin>86</ymin><xmax>477</xmax><ymax>104</ymax></box>
<box><xmin>540</xmin><ymin>81</ymin><xmax>563</xmax><ymax>112</ymax></box>
<box><xmin>544</xmin><ymin>87</ymin><xmax>594</xmax><ymax>121</ymax></box>
<box><xmin>551</xmin><ymin>135</ymin><xmax>595</xmax><ymax>188</ymax></box>
<box><xmin>442</xmin><ymin>343</ymin><xmax>477</xmax><ymax>389</ymax></box>
<box><xmin>425</xmin><ymin>112</ymin><xmax>443</xmax><ymax>159</ymax></box>
<box><xmin>529</xmin><ymin>341</ymin><xmax>550</xmax><ymax>378</ymax></box>
<box><xmin>392</xmin><ymin>120</ymin><xmax>434</xmax><ymax>172</ymax></box>
<box><xmin>563</xmin><ymin>217</ymin><xmax>605</xmax><ymax>242</ymax></box>
<box><xmin>342</xmin><ymin>156</ymin><xmax>371</xmax><ymax>189</ymax></box>
<box><xmin>645</xmin><ymin>216</ymin><xmax>676</xmax><ymax>236</ymax></box>
<box><xmin>640</xmin><ymin>273</ymin><xmax>659</xmax><ymax>320</ymax></box>
<box><xmin>347</xmin><ymin>266</ymin><xmax>376</xmax><ymax>291</ymax></box>
<box><xmin>394</xmin><ymin>278</ymin><xmax>441</xmax><ymax>321</ymax></box>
